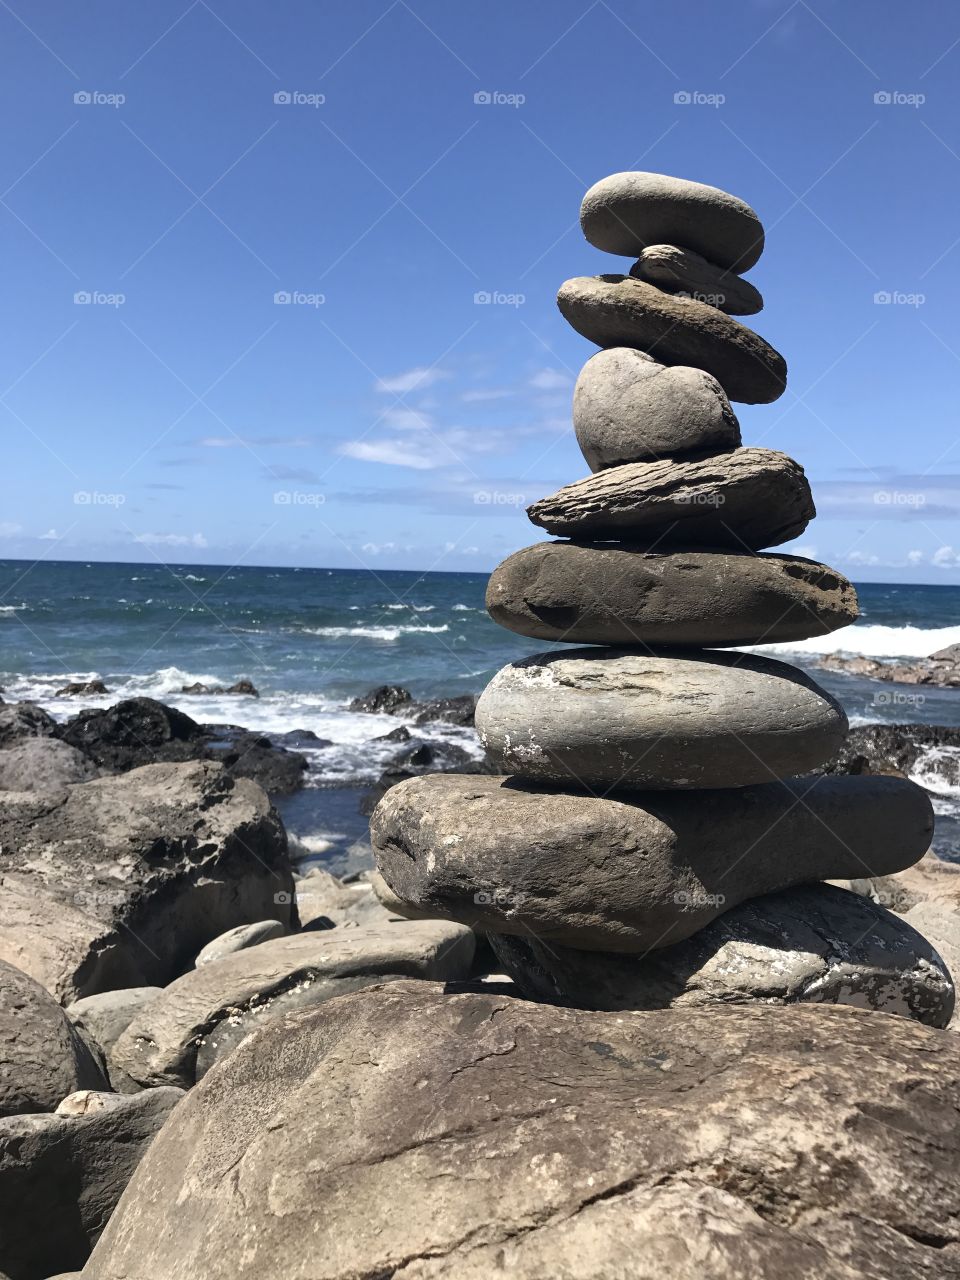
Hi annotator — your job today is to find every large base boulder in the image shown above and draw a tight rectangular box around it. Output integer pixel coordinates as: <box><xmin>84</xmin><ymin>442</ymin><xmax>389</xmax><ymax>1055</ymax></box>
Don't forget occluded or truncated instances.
<box><xmin>84</xmin><ymin>983</ymin><xmax>960</xmax><ymax>1279</ymax></box>
<box><xmin>0</xmin><ymin>762</ymin><xmax>295</xmax><ymax>1002</ymax></box>
<box><xmin>489</xmin><ymin>884</ymin><xmax>955</xmax><ymax>1026</ymax></box>
<box><xmin>0</xmin><ymin>1087</ymin><xmax>181</xmax><ymax>1279</ymax></box>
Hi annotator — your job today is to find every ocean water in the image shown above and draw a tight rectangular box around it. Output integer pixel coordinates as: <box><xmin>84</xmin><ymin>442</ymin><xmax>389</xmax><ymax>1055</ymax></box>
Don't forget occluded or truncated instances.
<box><xmin>1</xmin><ymin>560</ymin><xmax>958</xmax><ymax>865</ymax></box>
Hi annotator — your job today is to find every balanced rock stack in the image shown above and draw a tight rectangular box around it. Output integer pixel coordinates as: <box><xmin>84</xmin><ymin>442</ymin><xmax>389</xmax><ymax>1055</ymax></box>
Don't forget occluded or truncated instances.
<box><xmin>372</xmin><ymin>172</ymin><xmax>952</xmax><ymax>1025</ymax></box>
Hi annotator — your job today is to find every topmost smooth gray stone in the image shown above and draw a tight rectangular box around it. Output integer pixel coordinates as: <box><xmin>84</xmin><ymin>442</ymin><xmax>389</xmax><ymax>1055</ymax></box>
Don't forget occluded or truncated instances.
<box><xmin>581</xmin><ymin>171</ymin><xmax>764</xmax><ymax>272</ymax></box>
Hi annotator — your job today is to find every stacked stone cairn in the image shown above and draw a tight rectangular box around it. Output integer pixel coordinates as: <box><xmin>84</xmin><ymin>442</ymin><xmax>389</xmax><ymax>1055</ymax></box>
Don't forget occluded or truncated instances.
<box><xmin>371</xmin><ymin>171</ymin><xmax>953</xmax><ymax>1025</ymax></box>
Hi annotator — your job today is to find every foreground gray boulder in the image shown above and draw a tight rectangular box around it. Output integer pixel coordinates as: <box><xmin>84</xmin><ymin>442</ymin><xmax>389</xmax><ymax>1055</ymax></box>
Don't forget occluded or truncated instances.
<box><xmin>528</xmin><ymin>447</ymin><xmax>813</xmax><ymax>548</ymax></box>
<box><xmin>0</xmin><ymin>959</ymin><xmax>108</xmax><ymax>1117</ymax></box>
<box><xmin>112</xmin><ymin>921</ymin><xmax>476</xmax><ymax>1088</ymax></box>
<box><xmin>67</xmin><ymin>988</ymin><xmax>162</xmax><ymax>1057</ymax></box>
<box><xmin>572</xmin><ymin>347</ymin><xmax>740</xmax><ymax>468</ymax></box>
<box><xmin>486</xmin><ymin>545</ymin><xmax>859</xmax><ymax>647</ymax></box>
<box><xmin>371</xmin><ymin>773</ymin><xmax>934</xmax><ymax>952</ymax></box>
<box><xmin>0</xmin><ymin>762</ymin><xmax>295</xmax><ymax>1002</ymax></box>
<box><xmin>83</xmin><ymin>982</ymin><xmax>960</xmax><ymax>1279</ymax></box>
<box><xmin>0</xmin><ymin>737</ymin><xmax>98</xmax><ymax>791</ymax></box>
<box><xmin>580</xmin><ymin>171</ymin><xmax>765</xmax><ymax>270</ymax></box>
<box><xmin>475</xmin><ymin>647</ymin><xmax>847</xmax><ymax>789</ymax></box>
<box><xmin>0</xmin><ymin>1086</ymin><xmax>181</xmax><ymax>1279</ymax></box>
<box><xmin>557</xmin><ymin>276</ymin><xmax>786</xmax><ymax>403</ymax></box>
<box><xmin>629</xmin><ymin>243</ymin><xmax>763</xmax><ymax>314</ymax></box>
<box><xmin>490</xmin><ymin>884</ymin><xmax>954</xmax><ymax>1026</ymax></box>
<box><xmin>0</xmin><ymin>700</ymin><xmax>56</xmax><ymax>747</ymax></box>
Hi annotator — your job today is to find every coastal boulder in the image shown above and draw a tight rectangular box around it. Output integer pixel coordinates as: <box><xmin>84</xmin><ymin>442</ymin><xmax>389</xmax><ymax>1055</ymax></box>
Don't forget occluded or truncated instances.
<box><xmin>0</xmin><ymin>761</ymin><xmax>295</xmax><ymax>1002</ymax></box>
<box><xmin>572</xmin><ymin>348</ymin><xmax>741</xmax><ymax>469</ymax></box>
<box><xmin>0</xmin><ymin>736</ymin><xmax>98</xmax><ymax>790</ymax></box>
<box><xmin>371</xmin><ymin>773</ymin><xmax>934</xmax><ymax>952</ymax></box>
<box><xmin>490</xmin><ymin>884</ymin><xmax>955</xmax><ymax>1026</ymax></box>
<box><xmin>0</xmin><ymin>959</ymin><xmax>108</xmax><ymax>1117</ymax></box>
<box><xmin>0</xmin><ymin>700</ymin><xmax>57</xmax><ymax>748</ymax></box>
<box><xmin>475</xmin><ymin>648</ymin><xmax>846</xmax><ymax>789</ymax></box>
<box><xmin>82</xmin><ymin>983</ymin><xmax>960</xmax><ymax>1280</ymax></box>
<box><xmin>112</xmin><ymin>921</ymin><xmax>476</xmax><ymax>1088</ymax></box>
<box><xmin>527</xmin><ymin>448</ymin><xmax>813</xmax><ymax>548</ymax></box>
<box><xmin>580</xmin><ymin>171</ymin><xmax>765</xmax><ymax>270</ymax></box>
<box><xmin>486</xmin><ymin>544</ymin><xmax>859</xmax><ymax>647</ymax></box>
<box><xmin>557</xmin><ymin>276</ymin><xmax>786</xmax><ymax>403</ymax></box>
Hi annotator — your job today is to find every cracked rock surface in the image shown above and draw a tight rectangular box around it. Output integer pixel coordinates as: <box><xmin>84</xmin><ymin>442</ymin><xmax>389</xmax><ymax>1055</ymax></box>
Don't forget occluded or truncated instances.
<box><xmin>489</xmin><ymin>883</ymin><xmax>955</xmax><ymax>1026</ymax></box>
<box><xmin>83</xmin><ymin>981</ymin><xmax>960</xmax><ymax>1279</ymax></box>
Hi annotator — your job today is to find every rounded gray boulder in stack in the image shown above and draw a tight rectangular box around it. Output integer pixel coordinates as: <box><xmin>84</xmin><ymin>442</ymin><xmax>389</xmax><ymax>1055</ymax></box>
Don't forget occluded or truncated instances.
<box><xmin>371</xmin><ymin>169</ymin><xmax>949</xmax><ymax>1022</ymax></box>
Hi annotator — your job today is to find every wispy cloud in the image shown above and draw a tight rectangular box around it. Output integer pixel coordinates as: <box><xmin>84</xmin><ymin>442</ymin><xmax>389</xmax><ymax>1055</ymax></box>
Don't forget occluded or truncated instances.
<box><xmin>529</xmin><ymin>367</ymin><xmax>572</xmax><ymax>391</ymax></box>
<box><xmin>196</xmin><ymin>435</ymin><xmax>314</xmax><ymax>448</ymax></box>
<box><xmin>375</xmin><ymin>367</ymin><xmax>450</xmax><ymax>394</ymax></box>
<box><xmin>339</xmin><ymin>440</ymin><xmax>441</xmax><ymax>470</ymax></box>
<box><xmin>383</xmin><ymin>406</ymin><xmax>433</xmax><ymax>430</ymax></box>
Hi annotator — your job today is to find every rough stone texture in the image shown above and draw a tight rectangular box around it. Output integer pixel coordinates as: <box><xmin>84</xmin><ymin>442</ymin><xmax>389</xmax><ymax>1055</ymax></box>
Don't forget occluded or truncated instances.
<box><xmin>840</xmin><ymin>852</ymin><xmax>960</xmax><ymax>916</ymax></box>
<box><xmin>475</xmin><ymin>647</ymin><xmax>847</xmax><ymax>789</ymax></box>
<box><xmin>0</xmin><ymin>700</ymin><xmax>57</xmax><ymax>748</ymax></box>
<box><xmin>67</xmin><ymin>988</ymin><xmax>163</xmax><ymax>1056</ymax></box>
<box><xmin>819</xmin><ymin>647</ymin><xmax>960</xmax><ymax>689</ymax></box>
<box><xmin>0</xmin><ymin>1086</ymin><xmax>181</xmax><ymax>1279</ymax></box>
<box><xmin>902</xmin><ymin>901</ymin><xmax>960</xmax><ymax>1030</ymax></box>
<box><xmin>0</xmin><ymin>959</ymin><xmax>108</xmax><ymax>1117</ymax></box>
<box><xmin>557</xmin><ymin>276</ymin><xmax>786</xmax><ymax>404</ymax></box>
<box><xmin>0</xmin><ymin>736</ymin><xmax>98</xmax><ymax>791</ymax></box>
<box><xmin>629</xmin><ymin>243</ymin><xmax>764</xmax><ymax>314</ymax></box>
<box><xmin>573</xmin><ymin>347</ymin><xmax>741</xmax><ymax>469</ymax></box>
<box><xmin>580</xmin><ymin>171</ymin><xmax>765</xmax><ymax>270</ymax></box>
<box><xmin>490</xmin><ymin>884</ymin><xmax>955</xmax><ymax>1026</ymax></box>
<box><xmin>371</xmin><ymin>773</ymin><xmax>933</xmax><ymax>953</ymax></box>
<box><xmin>486</xmin><ymin>544</ymin><xmax>859</xmax><ymax>647</ymax></box>
<box><xmin>194</xmin><ymin>919</ymin><xmax>286</xmax><ymax>966</ymax></box>
<box><xmin>83</xmin><ymin>982</ymin><xmax>960</xmax><ymax>1280</ymax></box>
<box><xmin>294</xmin><ymin>867</ymin><xmax>401</xmax><ymax>928</ymax></box>
<box><xmin>528</xmin><ymin>448</ymin><xmax>813</xmax><ymax>549</ymax></box>
<box><xmin>112</xmin><ymin>922</ymin><xmax>476</xmax><ymax>1088</ymax></box>
<box><xmin>0</xmin><ymin>761</ymin><xmax>296</xmax><ymax>1002</ymax></box>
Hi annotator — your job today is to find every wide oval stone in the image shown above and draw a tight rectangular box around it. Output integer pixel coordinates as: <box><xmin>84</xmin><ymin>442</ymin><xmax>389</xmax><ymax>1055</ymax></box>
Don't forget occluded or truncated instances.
<box><xmin>573</xmin><ymin>348</ymin><xmax>741</xmax><ymax>469</ymax></box>
<box><xmin>486</xmin><ymin>544</ymin><xmax>859</xmax><ymax>646</ymax></box>
<box><xmin>475</xmin><ymin>647</ymin><xmax>846</xmax><ymax>788</ymax></box>
<box><xmin>580</xmin><ymin>171</ymin><xmax>765</xmax><ymax>270</ymax></box>
<box><xmin>630</xmin><ymin>244</ymin><xmax>763</xmax><ymax>315</ymax></box>
<box><xmin>557</xmin><ymin>275</ymin><xmax>786</xmax><ymax>403</ymax></box>
<box><xmin>527</xmin><ymin>448</ymin><xmax>814</xmax><ymax>550</ymax></box>
<box><xmin>370</xmin><ymin>773</ymin><xmax>934</xmax><ymax>952</ymax></box>
<box><xmin>489</xmin><ymin>884</ymin><xmax>954</xmax><ymax>1026</ymax></box>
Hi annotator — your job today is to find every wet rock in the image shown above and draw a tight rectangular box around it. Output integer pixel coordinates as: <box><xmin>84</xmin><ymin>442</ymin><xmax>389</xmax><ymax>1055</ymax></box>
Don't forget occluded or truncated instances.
<box><xmin>56</xmin><ymin>679</ymin><xmax>110</xmax><ymax>697</ymax></box>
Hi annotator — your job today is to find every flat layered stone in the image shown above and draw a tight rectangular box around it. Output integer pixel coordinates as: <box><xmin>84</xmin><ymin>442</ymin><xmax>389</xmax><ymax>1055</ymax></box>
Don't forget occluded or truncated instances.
<box><xmin>489</xmin><ymin>884</ymin><xmax>954</xmax><ymax>1026</ymax></box>
<box><xmin>557</xmin><ymin>275</ymin><xmax>786</xmax><ymax>403</ymax></box>
<box><xmin>580</xmin><ymin>171</ymin><xmax>765</xmax><ymax>270</ymax></box>
<box><xmin>527</xmin><ymin>447</ymin><xmax>814</xmax><ymax>549</ymax></box>
<box><xmin>371</xmin><ymin>773</ymin><xmax>933</xmax><ymax>952</ymax></box>
<box><xmin>573</xmin><ymin>348</ymin><xmax>741</xmax><ymax>469</ymax></box>
<box><xmin>486</xmin><ymin>544</ymin><xmax>859</xmax><ymax>646</ymax></box>
<box><xmin>476</xmin><ymin>647</ymin><xmax>846</xmax><ymax>789</ymax></box>
<box><xmin>630</xmin><ymin>244</ymin><xmax>763</xmax><ymax>315</ymax></box>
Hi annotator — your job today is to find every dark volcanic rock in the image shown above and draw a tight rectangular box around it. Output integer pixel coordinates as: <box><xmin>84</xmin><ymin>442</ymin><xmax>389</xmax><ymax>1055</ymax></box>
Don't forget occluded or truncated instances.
<box><xmin>371</xmin><ymin>773</ymin><xmax>933</xmax><ymax>953</ymax></box>
<box><xmin>490</xmin><ymin>883</ymin><xmax>955</xmax><ymax>1026</ymax></box>
<box><xmin>0</xmin><ymin>700</ymin><xmax>57</xmax><ymax>748</ymax></box>
<box><xmin>83</xmin><ymin>982</ymin><xmax>960</xmax><ymax>1280</ymax></box>
<box><xmin>821</xmin><ymin>722</ymin><xmax>960</xmax><ymax>787</ymax></box>
<box><xmin>348</xmin><ymin>685</ymin><xmax>413</xmax><ymax>714</ymax></box>
<box><xmin>56</xmin><ymin>679</ymin><xmax>110</xmax><ymax>697</ymax></box>
<box><xmin>0</xmin><ymin>958</ymin><xmax>108</xmax><ymax>1117</ymax></box>
<box><xmin>486</xmin><ymin>544</ymin><xmax>859</xmax><ymax>647</ymax></box>
<box><xmin>557</xmin><ymin>275</ymin><xmax>786</xmax><ymax>403</ymax></box>
<box><xmin>349</xmin><ymin>687</ymin><xmax>476</xmax><ymax>727</ymax></box>
<box><xmin>527</xmin><ymin>448</ymin><xmax>814</xmax><ymax>549</ymax></box>
<box><xmin>0</xmin><ymin>761</ymin><xmax>296</xmax><ymax>1001</ymax></box>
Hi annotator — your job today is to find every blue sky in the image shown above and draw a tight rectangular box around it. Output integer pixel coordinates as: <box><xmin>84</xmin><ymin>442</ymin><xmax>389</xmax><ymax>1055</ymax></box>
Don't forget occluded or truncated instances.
<box><xmin>2</xmin><ymin>0</ymin><xmax>959</xmax><ymax>583</ymax></box>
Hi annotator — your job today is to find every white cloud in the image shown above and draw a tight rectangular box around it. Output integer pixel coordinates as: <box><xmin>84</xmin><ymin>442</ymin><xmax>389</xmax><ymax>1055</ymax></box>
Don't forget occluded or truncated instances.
<box><xmin>133</xmin><ymin>532</ymin><xmax>208</xmax><ymax>548</ymax></box>
<box><xmin>932</xmin><ymin>545</ymin><xmax>960</xmax><ymax>568</ymax></box>
<box><xmin>844</xmin><ymin>550</ymin><xmax>880</xmax><ymax>566</ymax></box>
<box><xmin>375</xmin><ymin>367</ymin><xmax>448</xmax><ymax>394</ymax></box>
<box><xmin>788</xmin><ymin>544</ymin><xmax>817</xmax><ymax>560</ymax></box>
<box><xmin>39</xmin><ymin>529</ymin><xmax>60</xmax><ymax>540</ymax></box>
<box><xmin>530</xmin><ymin>368</ymin><xmax>572</xmax><ymax>391</ymax></box>
<box><xmin>461</xmin><ymin>388</ymin><xmax>511</xmax><ymax>403</ymax></box>
<box><xmin>907</xmin><ymin>549</ymin><xmax>924</xmax><ymax>565</ymax></box>
<box><xmin>0</xmin><ymin>522</ymin><xmax>23</xmax><ymax>537</ymax></box>
<box><xmin>382</xmin><ymin>407</ymin><xmax>432</xmax><ymax>431</ymax></box>
<box><xmin>339</xmin><ymin>440</ymin><xmax>440</xmax><ymax>471</ymax></box>
<box><xmin>361</xmin><ymin>541</ymin><xmax>396</xmax><ymax>555</ymax></box>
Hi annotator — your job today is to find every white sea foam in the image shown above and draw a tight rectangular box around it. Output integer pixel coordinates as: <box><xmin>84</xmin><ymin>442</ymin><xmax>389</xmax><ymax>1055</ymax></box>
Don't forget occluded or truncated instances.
<box><xmin>751</xmin><ymin>623</ymin><xmax>960</xmax><ymax>660</ymax></box>
<box><xmin>302</xmin><ymin>624</ymin><xmax>449</xmax><ymax>641</ymax></box>
<box><xmin>909</xmin><ymin>745</ymin><xmax>960</xmax><ymax>798</ymax></box>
